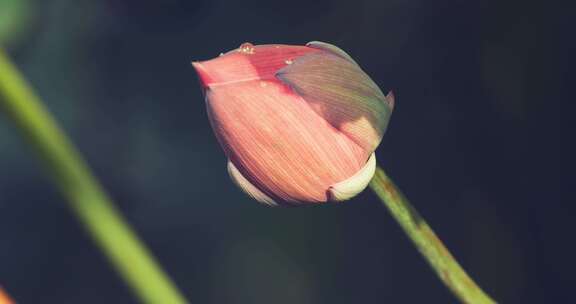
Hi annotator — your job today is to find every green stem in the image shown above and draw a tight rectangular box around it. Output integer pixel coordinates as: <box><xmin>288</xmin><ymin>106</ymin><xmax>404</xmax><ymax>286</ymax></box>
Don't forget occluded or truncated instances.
<box><xmin>370</xmin><ymin>166</ymin><xmax>496</xmax><ymax>304</ymax></box>
<box><xmin>0</xmin><ymin>49</ymin><xmax>187</xmax><ymax>304</ymax></box>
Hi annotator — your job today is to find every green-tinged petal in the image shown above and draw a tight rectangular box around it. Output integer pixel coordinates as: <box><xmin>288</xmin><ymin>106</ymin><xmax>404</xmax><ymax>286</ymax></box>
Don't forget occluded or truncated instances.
<box><xmin>277</xmin><ymin>46</ymin><xmax>393</xmax><ymax>153</ymax></box>
<box><xmin>306</xmin><ymin>41</ymin><xmax>358</xmax><ymax>65</ymax></box>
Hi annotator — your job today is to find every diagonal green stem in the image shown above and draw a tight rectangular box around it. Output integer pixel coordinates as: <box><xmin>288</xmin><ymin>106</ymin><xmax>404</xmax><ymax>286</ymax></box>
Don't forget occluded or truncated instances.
<box><xmin>370</xmin><ymin>166</ymin><xmax>496</xmax><ymax>304</ymax></box>
<box><xmin>0</xmin><ymin>49</ymin><xmax>187</xmax><ymax>304</ymax></box>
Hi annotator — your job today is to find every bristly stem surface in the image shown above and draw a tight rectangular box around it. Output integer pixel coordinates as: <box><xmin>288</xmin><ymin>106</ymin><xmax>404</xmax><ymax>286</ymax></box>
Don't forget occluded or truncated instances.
<box><xmin>0</xmin><ymin>49</ymin><xmax>187</xmax><ymax>304</ymax></box>
<box><xmin>370</xmin><ymin>166</ymin><xmax>496</xmax><ymax>304</ymax></box>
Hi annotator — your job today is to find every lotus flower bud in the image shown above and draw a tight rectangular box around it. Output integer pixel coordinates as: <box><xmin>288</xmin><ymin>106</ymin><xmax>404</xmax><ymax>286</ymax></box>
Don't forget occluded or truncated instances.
<box><xmin>193</xmin><ymin>42</ymin><xmax>394</xmax><ymax>206</ymax></box>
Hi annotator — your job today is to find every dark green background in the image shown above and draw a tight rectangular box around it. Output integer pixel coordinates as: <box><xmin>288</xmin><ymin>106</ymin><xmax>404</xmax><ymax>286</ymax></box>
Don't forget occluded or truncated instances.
<box><xmin>1</xmin><ymin>0</ymin><xmax>573</xmax><ymax>303</ymax></box>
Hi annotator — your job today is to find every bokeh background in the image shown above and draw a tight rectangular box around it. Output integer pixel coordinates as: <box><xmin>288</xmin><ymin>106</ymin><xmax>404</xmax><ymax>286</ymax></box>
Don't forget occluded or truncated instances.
<box><xmin>1</xmin><ymin>0</ymin><xmax>574</xmax><ymax>303</ymax></box>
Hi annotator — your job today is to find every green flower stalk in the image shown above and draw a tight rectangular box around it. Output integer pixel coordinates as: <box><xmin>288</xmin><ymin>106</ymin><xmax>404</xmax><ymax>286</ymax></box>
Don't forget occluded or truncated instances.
<box><xmin>0</xmin><ymin>49</ymin><xmax>186</xmax><ymax>304</ymax></box>
<box><xmin>370</xmin><ymin>167</ymin><xmax>496</xmax><ymax>303</ymax></box>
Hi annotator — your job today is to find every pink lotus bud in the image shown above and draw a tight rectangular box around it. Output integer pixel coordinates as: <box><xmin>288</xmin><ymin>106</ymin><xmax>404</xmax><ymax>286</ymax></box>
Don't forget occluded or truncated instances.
<box><xmin>193</xmin><ymin>42</ymin><xmax>394</xmax><ymax>206</ymax></box>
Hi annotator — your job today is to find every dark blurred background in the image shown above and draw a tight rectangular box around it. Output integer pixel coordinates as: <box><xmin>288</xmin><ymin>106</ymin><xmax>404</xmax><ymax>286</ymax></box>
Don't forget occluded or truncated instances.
<box><xmin>0</xmin><ymin>0</ymin><xmax>574</xmax><ymax>303</ymax></box>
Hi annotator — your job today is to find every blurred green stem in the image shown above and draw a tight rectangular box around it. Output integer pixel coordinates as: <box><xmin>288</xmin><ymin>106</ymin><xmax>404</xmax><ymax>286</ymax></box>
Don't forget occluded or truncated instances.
<box><xmin>0</xmin><ymin>49</ymin><xmax>187</xmax><ymax>304</ymax></box>
<box><xmin>370</xmin><ymin>166</ymin><xmax>496</xmax><ymax>304</ymax></box>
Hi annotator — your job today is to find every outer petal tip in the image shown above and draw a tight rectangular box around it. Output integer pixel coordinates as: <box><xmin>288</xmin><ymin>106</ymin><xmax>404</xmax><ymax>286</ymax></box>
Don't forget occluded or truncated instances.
<box><xmin>386</xmin><ymin>91</ymin><xmax>395</xmax><ymax>110</ymax></box>
<box><xmin>191</xmin><ymin>61</ymin><xmax>213</xmax><ymax>88</ymax></box>
<box><xmin>306</xmin><ymin>41</ymin><xmax>358</xmax><ymax>64</ymax></box>
<box><xmin>227</xmin><ymin>160</ymin><xmax>278</xmax><ymax>206</ymax></box>
<box><xmin>328</xmin><ymin>153</ymin><xmax>376</xmax><ymax>202</ymax></box>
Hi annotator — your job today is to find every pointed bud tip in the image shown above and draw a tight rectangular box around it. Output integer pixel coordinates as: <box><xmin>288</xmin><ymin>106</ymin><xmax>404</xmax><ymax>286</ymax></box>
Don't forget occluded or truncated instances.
<box><xmin>191</xmin><ymin>61</ymin><xmax>213</xmax><ymax>88</ymax></box>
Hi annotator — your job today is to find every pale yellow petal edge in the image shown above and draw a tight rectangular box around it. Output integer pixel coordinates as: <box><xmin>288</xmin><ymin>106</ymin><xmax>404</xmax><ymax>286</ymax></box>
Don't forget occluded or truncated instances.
<box><xmin>227</xmin><ymin>160</ymin><xmax>278</xmax><ymax>206</ymax></box>
<box><xmin>328</xmin><ymin>153</ymin><xmax>376</xmax><ymax>201</ymax></box>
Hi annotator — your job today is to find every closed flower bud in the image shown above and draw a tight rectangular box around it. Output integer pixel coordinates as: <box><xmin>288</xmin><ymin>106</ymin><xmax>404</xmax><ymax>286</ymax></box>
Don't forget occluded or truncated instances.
<box><xmin>193</xmin><ymin>41</ymin><xmax>394</xmax><ymax>206</ymax></box>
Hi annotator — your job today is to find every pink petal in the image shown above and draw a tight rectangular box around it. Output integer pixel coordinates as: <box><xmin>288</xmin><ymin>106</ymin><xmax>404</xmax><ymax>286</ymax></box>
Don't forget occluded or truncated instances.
<box><xmin>205</xmin><ymin>79</ymin><xmax>367</xmax><ymax>203</ymax></box>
